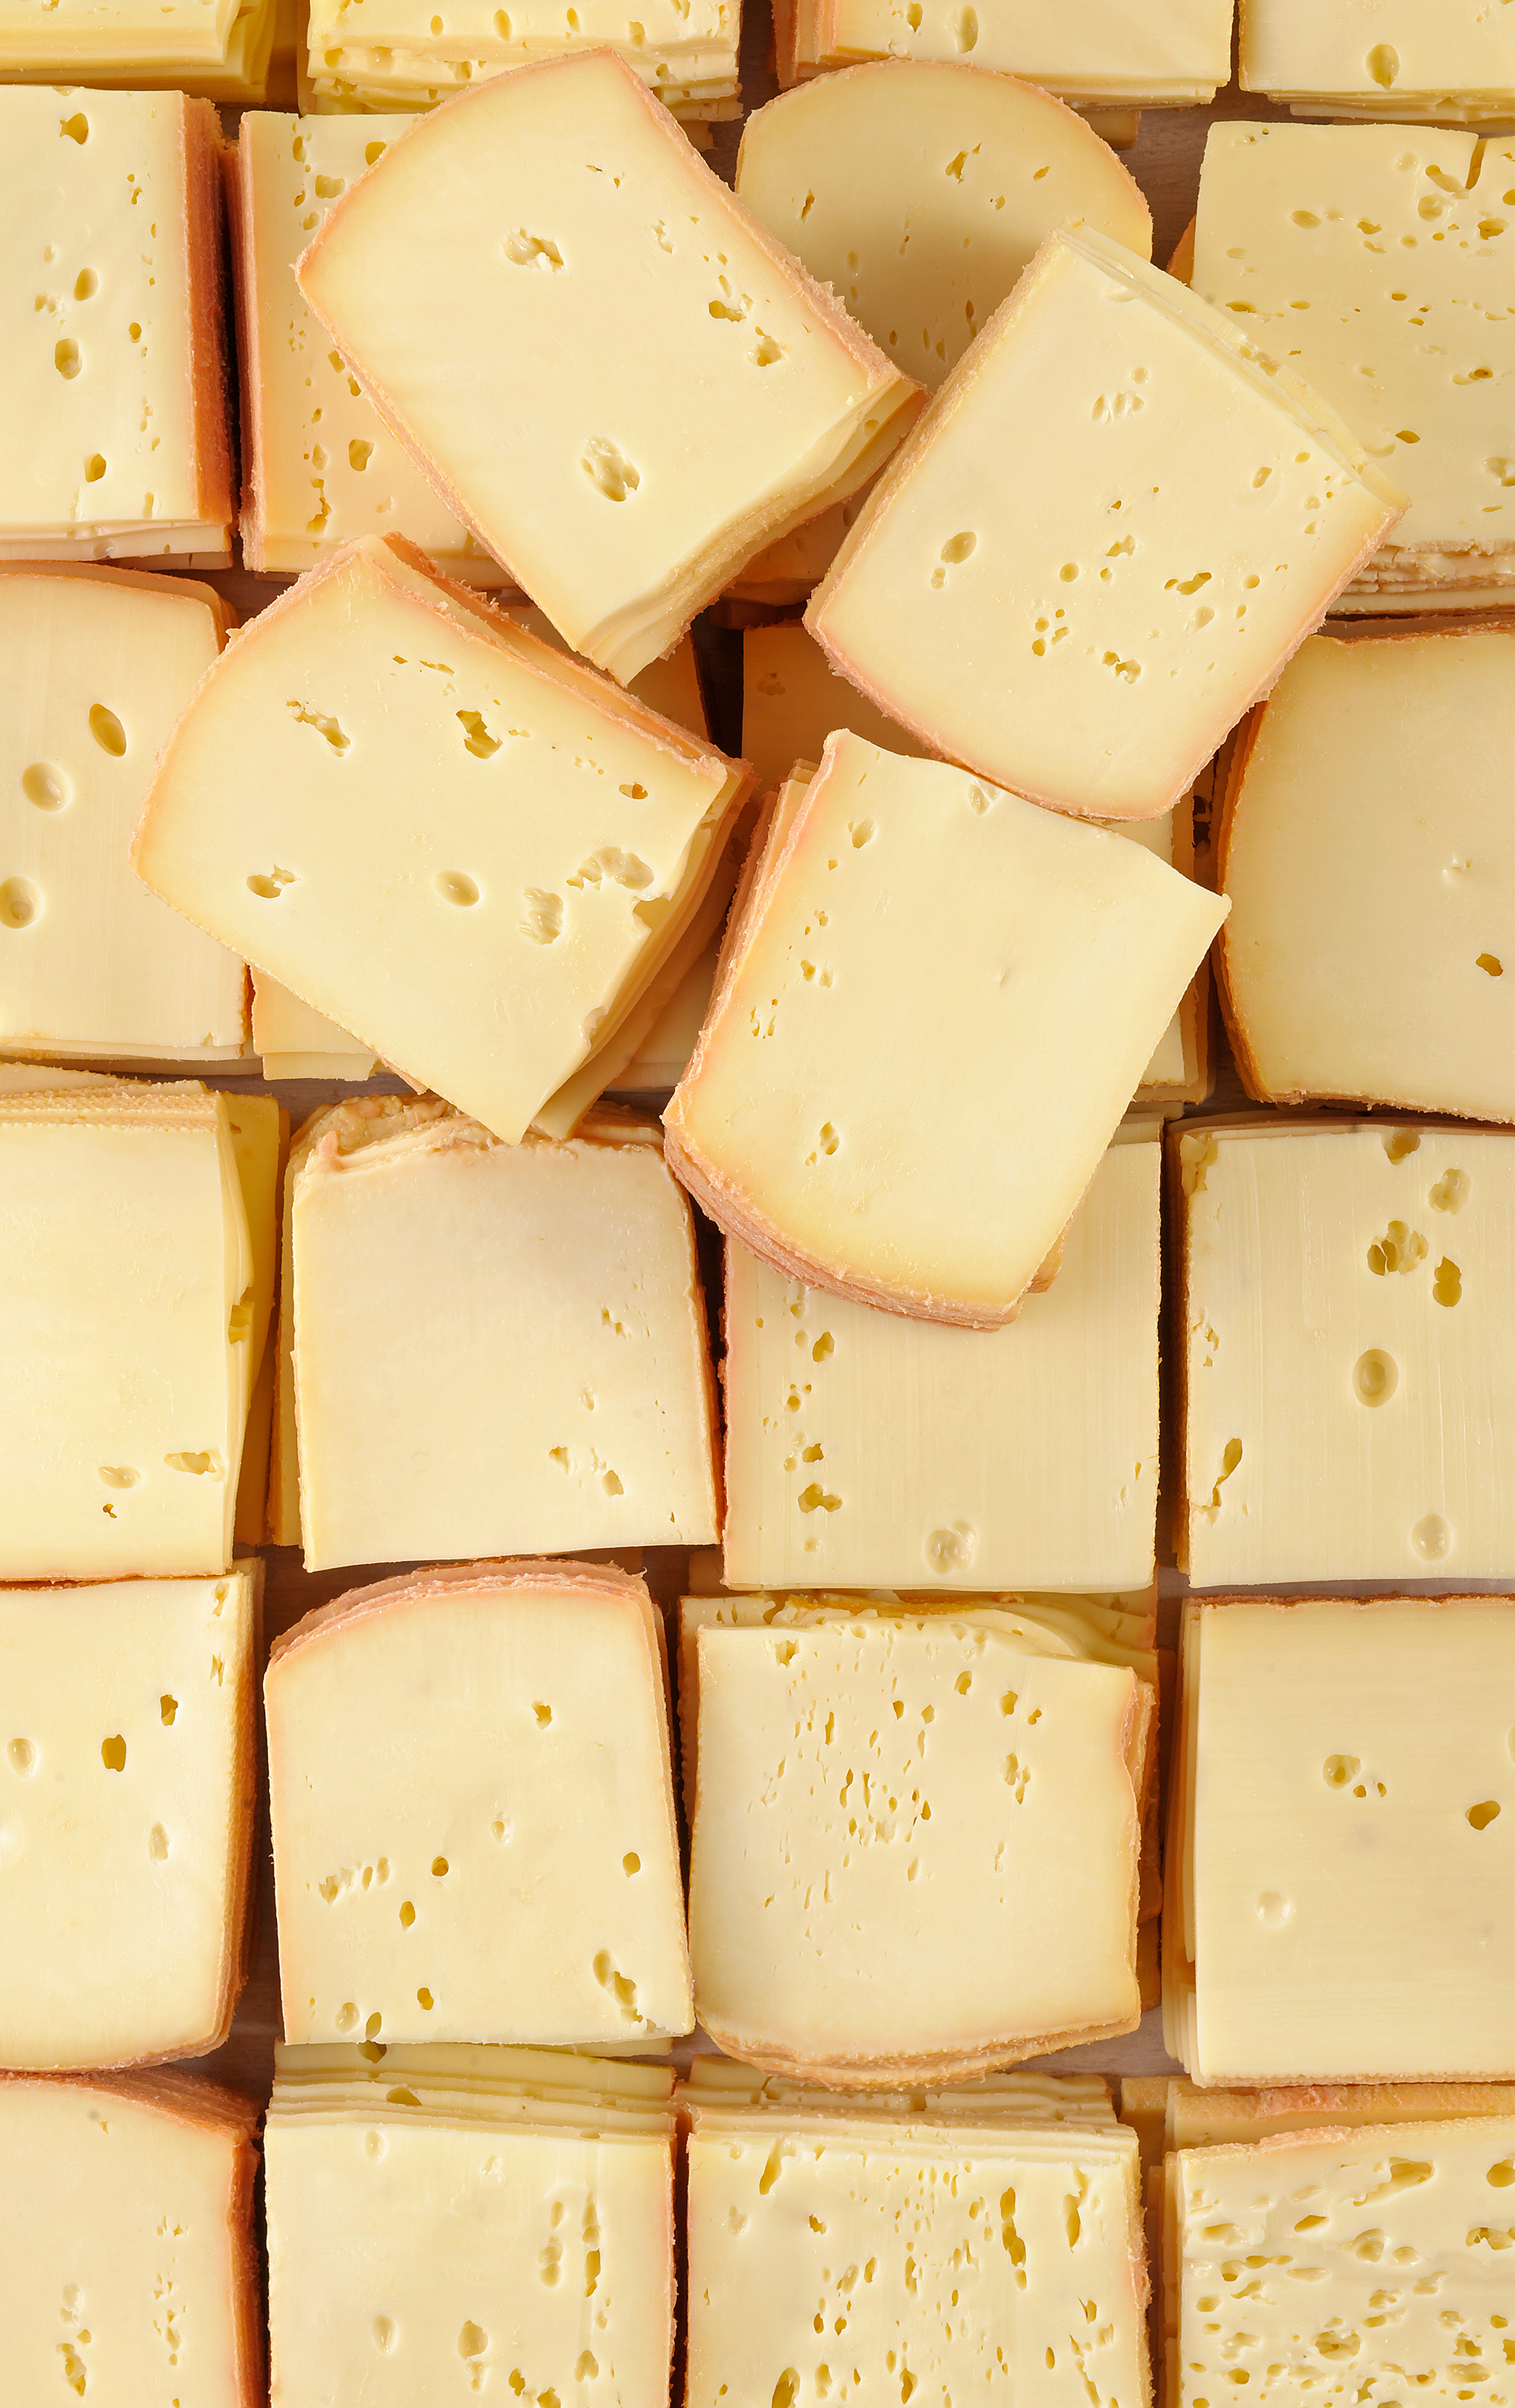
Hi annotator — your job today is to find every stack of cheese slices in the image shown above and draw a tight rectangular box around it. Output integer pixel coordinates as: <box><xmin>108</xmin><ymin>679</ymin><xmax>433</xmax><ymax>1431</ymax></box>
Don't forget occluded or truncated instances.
<box><xmin>1241</xmin><ymin>0</ymin><xmax>1515</xmax><ymax>125</ymax></box>
<box><xmin>0</xmin><ymin>0</ymin><xmax>289</xmax><ymax>100</ymax></box>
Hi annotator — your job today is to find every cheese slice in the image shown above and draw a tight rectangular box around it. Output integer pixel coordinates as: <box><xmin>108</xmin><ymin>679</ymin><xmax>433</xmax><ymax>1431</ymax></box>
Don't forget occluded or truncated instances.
<box><xmin>688</xmin><ymin>1612</ymin><xmax>1150</xmax><ymax>2077</ymax></box>
<box><xmin>251</xmin><ymin>971</ymin><xmax>379</xmax><ymax>1081</ymax></box>
<box><xmin>736</xmin><ymin>63</ymin><xmax>1153</xmax><ymax>394</ymax></box>
<box><xmin>0</xmin><ymin>0</ymin><xmax>239</xmax><ymax>68</ymax></box>
<box><xmin>267</xmin><ymin>1558</ymin><xmax>692</xmax><ymax>2047</ymax></box>
<box><xmin>1144</xmin><ymin>2075</ymin><xmax>1515</xmax><ymax>2153</ymax></box>
<box><xmin>0</xmin><ymin>90</ymin><xmax>234</xmax><ymax>564</ymax></box>
<box><xmin>0</xmin><ymin>1569</ymin><xmax>258</xmax><ymax>2070</ymax></box>
<box><xmin>665</xmin><ymin>732</ymin><xmax>1223</xmax><ymax>1326</ymax></box>
<box><xmin>609</xmin><ymin>939</ymin><xmax>718</xmax><ymax>1090</ymax></box>
<box><xmin>1179</xmin><ymin>1117</ymin><xmax>1515</xmax><ymax>1584</ymax></box>
<box><xmin>294</xmin><ymin>52</ymin><xmax>926</xmax><ymax>682</ymax></box>
<box><xmin>0</xmin><ymin>567</ymin><xmax>248</xmax><ymax>1062</ymax></box>
<box><xmin>723</xmin><ymin>487</ymin><xmax>872</xmax><ymax>605</ymax></box>
<box><xmin>132</xmin><ymin>534</ymin><xmax>750</xmax><ymax>1145</ymax></box>
<box><xmin>506</xmin><ymin>605</ymin><xmax>708</xmax><ymax>740</ymax></box>
<box><xmin>795</xmin><ymin>0</ymin><xmax>1229</xmax><ymax>100</ymax></box>
<box><xmin>721</xmin><ymin>1135</ymin><xmax>1160</xmax><ymax>1589</ymax></box>
<box><xmin>683</xmin><ymin>2056</ymin><xmax>1117</xmax><ymax>2121</ymax></box>
<box><xmin>0</xmin><ymin>1083</ymin><xmax>253</xmax><ymax>1579</ymax></box>
<box><xmin>0</xmin><ymin>2070</ymin><xmax>262</xmax><ymax>2406</ymax></box>
<box><xmin>1217</xmin><ymin>629</ymin><xmax>1515</xmax><ymax>1118</ymax></box>
<box><xmin>808</xmin><ymin>225</ymin><xmax>1404</xmax><ymax>821</ymax></box>
<box><xmin>1193</xmin><ymin>124</ymin><xmax>1515</xmax><ymax>598</ymax></box>
<box><xmin>289</xmin><ymin>1102</ymin><xmax>718</xmax><ymax>1569</ymax></box>
<box><xmin>1241</xmin><ymin>0</ymin><xmax>1515</xmax><ymax>112</ymax></box>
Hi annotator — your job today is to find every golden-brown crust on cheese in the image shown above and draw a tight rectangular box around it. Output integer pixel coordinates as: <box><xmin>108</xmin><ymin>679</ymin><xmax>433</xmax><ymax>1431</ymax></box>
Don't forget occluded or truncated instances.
<box><xmin>179</xmin><ymin>97</ymin><xmax>237</xmax><ymax>540</ymax></box>
<box><xmin>269</xmin><ymin>1553</ymin><xmax>656</xmax><ymax>1670</ymax></box>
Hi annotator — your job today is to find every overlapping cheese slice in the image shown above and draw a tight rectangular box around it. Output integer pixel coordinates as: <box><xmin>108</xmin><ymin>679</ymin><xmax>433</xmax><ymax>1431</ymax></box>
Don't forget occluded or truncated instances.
<box><xmin>665</xmin><ymin>734</ymin><xmax>1223</xmax><ymax>1326</ymax></box>
<box><xmin>1216</xmin><ymin>629</ymin><xmax>1515</xmax><ymax>1119</ymax></box>
<box><xmin>808</xmin><ymin>226</ymin><xmax>1404</xmax><ymax>820</ymax></box>
<box><xmin>0</xmin><ymin>1569</ymin><xmax>259</xmax><ymax>2071</ymax></box>
<box><xmin>1178</xmin><ymin>1117</ymin><xmax>1515</xmax><ymax>1584</ymax></box>
<box><xmin>0</xmin><ymin>567</ymin><xmax>249</xmax><ymax>1065</ymax></box>
<box><xmin>684</xmin><ymin>2052</ymin><xmax>1118</xmax><ymax>2122</ymax></box>
<box><xmin>688</xmin><ymin>1608</ymin><xmax>1151</xmax><ymax>2080</ymax></box>
<box><xmin>303</xmin><ymin>0</ymin><xmax>740</xmax><ymax>118</ymax></box>
<box><xmin>0</xmin><ymin>91</ymin><xmax>235</xmax><ymax>565</ymax></box>
<box><xmin>0</xmin><ymin>0</ymin><xmax>278</xmax><ymax>104</ymax></box>
<box><xmin>776</xmin><ymin>0</ymin><xmax>1229</xmax><ymax>116</ymax></box>
<box><xmin>1126</xmin><ymin>2073</ymin><xmax>1515</xmax><ymax>2159</ymax></box>
<box><xmin>1193</xmin><ymin>124</ymin><xmax>1515</xmax><ymax>606</ymax></box>
<box><xmin>0</xmin><ymin>2070</ymin><xmax>262</xmax><ymax>2406</ymax></box>
<box><xmin>267</xmin><ymin>1559</ymin><xmax>693</xmax><ymax>2049</ymax></box>
<box><xmin>294</xmin><ymin>54</ymin><xmax>926</xmax><ymax>683</ymax></box>
<box><xmin>250</xmin><ymin>973</ymin><xmax>381</xmax><ymax>1082</ymax></box>
<box><xmin>1241</xmin><ymin>0</ymin><xmax>1515</xmax><ymax>123</ymax></box>
<box><xmin>132</xmin><ymin>534</ymin><xmax>752</xmax><ymax>1143</ymax></box>
<box><xmin>736</xmin><ymin>65</ymin><xmax>1152</xmax><ymax>394</ymax></box>
<box><xmin>1165</xmin><ymin>1595</ymin><xmax>1515</xmax><ymax>2085</ymax></box>
<box><xmin>287</xmin><ymin>1103</ymin><xmax>718</xmax><ymax>1567</ymax></box>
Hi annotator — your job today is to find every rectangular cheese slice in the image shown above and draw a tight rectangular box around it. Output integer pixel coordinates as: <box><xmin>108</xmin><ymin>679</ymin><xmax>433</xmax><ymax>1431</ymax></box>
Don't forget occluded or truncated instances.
<box><xmin>800</xmin><ymin>0</ymin><xmax>1230</xmax><ymax>98</ymax></box>
<box><xmin>1217</xmin><ymin>628</ymin><xmax>1515</xmax><ymax>1118</ymax></box>
<box><xmin>665</xmin><ymin>732</ymin><xmax>1223</xmax><ymax>1326</ymax></box>
<box><xmin>688</xmin><ymin>1611</ymin><xmax>1150</xmax><ymax>2078</ymax></box>
<box><xmin>0</xmin><ymin>567</ymin><xmax>249</xmax><ymax>1061</ymax></box>
<box><xmin>0</xmin><ymin>1083</ymin><xmax>253</xmax><ymax>1579</ymax></box>
<box><xmin>721</xmin><ymin>1134</ymin><xmax>1160</xmax><ymax>1590</ymax></box>
<box><xmin>1179</xmin><ymin>1116</ymin><xmax>1515</xmax><ymax>1584</ymax></box>
<box><xmin>294</xmin><ymin>52</ymin><xmax>926</xmax><ymax>682</ymax></box>
<box><xmin>807</xmin><ymin>225</ymin><xmax>1404</xmax><ymax>820</ymax></box>
<box><xmin>289</xmin><ymin>1101</ymin><xmax>718</xmax><ymax>1569</ymax></box>
<box><xmin>0</xmin><ymin>90</ymin><xmax>234</xmax><ymax>563</ymax></box>
<box><xmin>1241</xmin><ymin>0</ymin><xmax>1515</xmax><ymax>111</ymax></box>
<box><xmin>132</xmin><ymin>534</ymin><xmax>751</xmax><ymax>1144</ymax></box>
<box><xmin>0</xmin><ymin>1569</ymin><xmax>257</xmax><ymax>2069</ymax></box>
<box><xmin>0</xmin><ymin>2070</ymin><xmax>261</xmax><ymax>2407</ymax></box>
<box><xmin>1193</xmin><ymin>124</ymin><xmax>1515</xmax><ymax>596</ymax></box>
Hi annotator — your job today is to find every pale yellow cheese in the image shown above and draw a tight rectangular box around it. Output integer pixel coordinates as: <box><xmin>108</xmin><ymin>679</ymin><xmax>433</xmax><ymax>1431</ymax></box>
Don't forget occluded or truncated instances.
<box><xmin>303</xmin><ymin>0</ymin><xmax>739</xmax><ymax>118</ymax></box>
<box><xmin>609</xmin><ymin>939</ymin><xmax>718</xmax><ymax>1090</ymax></box>
<box><xmin>1242</xmin><ymin>0</ymin><xmax>1515</xmax><ymax>112</ymax></box>
<box><xmin>0</xmin><ymin>0</ymin><xmax>238</xmax><ymax>68</ymax></box>
<box><xmin>665</xmin><ymin>732</ymin><xmax>1223</xmax><ymax>1327</ymax></box>
<box><xmin>721</xmin><ymin>1135</ymin><xmax>1160</xmax><ymax>1591</ymax></box>
<box><xmin>0</xmin><ymin>1570</ymin><xmax>257</xmax><ymax>2069</ymax></box>
<box><xmin>1162</xmin><ymin>2075</ymin><xmax>1515</xmax><ymax>2151</ymax></box>
<box><xmin>797</xmin><ymin>0</ymin><xmax>1231</xmax><ymax>101</ymax></box>
<box><xmin>275</xmin><ymin>2039</ymin><xmax>677</xmax><ymax>2103</ymax></box>
<box><xmin>723</xmin><ymin>487</ymin><xmax>871</xmax><ymax>605</ymax></box>
<box><xmin>251</xmin><ymin>971</ymin><xmax>379</xmax><ymax>1081</ymax></box>
<box><xmin>289</xmin><ymin>1104</ymin><xmax>718</xmax><ymax>1570</ymax></box>
<box><xmin>505</xmin><ymin>605</ymin><xmax>709</xmax><ymax>740</ymax></box>
<box><xmin>808</xmin><ymin>225</ymin><xmax>1404</xmax><ymax>821</ymax></box>
<box><xmin>294</xmin><ymin>52</ymin><xmax>926</xmax><ymax>682</ymax></box>
<box><xmin>1179</xmin><ymin>1118</ymin><xmax>1515</xmax><ymax>1584</ymax></box>
<box><xmin>736</xmin><ymin>63</ymin><xmax>1152</xmax><ymax>393</ymax></box>
<box><xmin>683</xmin><ymin>2054</ymin><xmax>1117</xmax><ymax>2120</ymax></box>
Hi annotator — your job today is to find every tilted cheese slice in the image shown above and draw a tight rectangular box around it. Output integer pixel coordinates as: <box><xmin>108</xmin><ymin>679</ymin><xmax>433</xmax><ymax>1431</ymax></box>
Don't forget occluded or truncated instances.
<box><xmin>736</xmin><ymin>63</ymin><xmax>1153</xmax><ymax>394</ymax></box>
<box><xmin>1178</xmin><ymin>1117</ymin><xmax>1515</xmax><ymax>1584</ymax></box>
<box><xmin>803</xmin><ymin>0</ymin><xmax>1229</xmax><ymax>101</ymax></box>
<box><xmin>266</xmin><ymin>1559</ymin><xmax>693</xmax><ymax>2046</ymax></box>
<box><xmin>665</xmin><ymin>732</ymin><xmax>1224</xmax><ymax>1326</ymax></box>
<box><xmin>1143</xmin><ymin>2075</ymin><xmax>1515</xmax><ymax>2152</ymax></box>
<box><xmin>294</xmin><ymin>52</ymin><xmax>926</xmax><ymax>682</ymax></box>
<box><xmin>1241</xmin><ymin>0</ymin><xmax>1515</xmax><ymax>108</ymax></box>
<box><xmin>0</xmin><ymin>1569</ymin><xmax>258</xmax><ymax>2070</ymax></box>
<box><xmin>251</xmin><ymin>972</ymin><xmax>379</xmax><ymax>1081</ymax></box>
<box><xmin>688</xmin><ymin>1612</ymin><xmax>1150</xmax><ymax>2078</ymax></box>
<box><xmin>274</xmin><ymin>2040</ymin><xmax>677</xmax><ymax>2103</ymax></box>
<box><xmin>0</xmin><ymin>2071</ymin><xmax>262</xmax><ymax>2407</ymax></box>
<box><xmin>0</xmin><ymin>90</ymin><xmax>234</xmax><ymax>564</ymax></box>
<box><xmin>610</xmin><ymin>938</ymin><xmax>719</xmax><ymax>1090</ymax></box>
<box><xmin>807</xmin><ymin>225</ymin><xmax>1404</xmax><ymax>821</ymax></box>
<box><xmin>132</xmin><ymin>534</ymin><xmax>751</xmax><ymax>1144</ymax></box>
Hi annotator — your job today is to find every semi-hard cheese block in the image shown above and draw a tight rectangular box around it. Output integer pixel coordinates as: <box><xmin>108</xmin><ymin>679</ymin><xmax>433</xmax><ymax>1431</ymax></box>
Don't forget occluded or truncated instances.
<box><xmin>132</xmin><ymin>534</ymin><xmax>751</xmax><ymax>1144</ymax></box>
<box><xmin>1193</xmin><ymin>124</ymin><xmax>1515</xmax><ymax>604</ymax></box>
<box><xmin>0</xmin><ymin>2070</ymin><xmax>261</xmax><ymax>2407</ymax></box>
<box><xmin>0</xmin><ymin>0</ymin><xmax>281</xmax><ymax>100</ymax></box>
<box><xmin>267</xmin><ymin>1560</ymin><xmax>691</xmax><ymax>2047</ymax></box>
<box><xmin>736</xmin><ymin>65</ymin><xmax>1152</xmax><ymax>393</ymax></box>
<box><xmin>294</xmin><ymin>53</ymin><xmax>926</xmax><ymax>683</ymax></box>
<box><xmin>722</xmin><ymin>1133</ymin><xmax>1161</xmax><ymax>1590</ymax></box>
<box><xmin>688</xmin><ymin>1611</ymin><xmax>1150</xmax><ymax>2078</ymax></box>
<box><xmin>1217</xmin><ymin>629</ymin><xmax>1515</xmax><ymax>1118</ymax></box>
<box><xmin>1179</xmin><ymin>1117</ymin><xmax>1515</xmax><ymax>1584</ymax></box>
<box><xmin>0</xmin><ymin>1570</ymin><xmax>257</xmax><ymax>2071</ymax></box>
<box><xmin>0</xmin><ymin>90</ymin><xmax>234</xmax><ymax>564</ymax></box>
<box><xmin>289</xmin><ymin>1103</ymin><xmax>718</xmax><ymax>1569</ymax></box>
<box><xmin>1167</xmin><ymin>1595</ymin><xmax>1515</xmax><ymax>2083</ymax></box>
<box><xmin>665</xmin><ymin>733</ymin><xmax>1223</xmax><ymax>1326</ymax></box>
<box><xmin>0</xmin><ymin>567</ymin><xmax>249</xmax><ymax>1062</ymax></box>
<box><xmin>807</xmin><ymin>226</ymin><xmax>1403</xmax><ymax>820</ymax></box>
<box><xmin>0</xmin><ymin>1083</ymin><xmax>253</xmax><ymax>1580</ymax></box>
<box><xmin>1241</xmin><ymin>0</ymin><xmax>1515</xmax><ymax>120</ymax></box>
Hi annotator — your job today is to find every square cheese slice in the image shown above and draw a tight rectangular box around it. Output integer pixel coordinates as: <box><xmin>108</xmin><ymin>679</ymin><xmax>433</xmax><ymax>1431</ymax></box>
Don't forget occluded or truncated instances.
<box><xmin>266</xmin><ymin>1559</ymin><xmax>693</xmax><ymax>2046</ymax></box>
<box><xmin>688</xmin><ymin>1612</ymin><xmax>1150</xmax><ymax>2078</ymax></box>
<box><xmin>0</xmin><ymin>2071</ymin><xmax>261</xmax><ymax>2407</ymax></box>
<box><xmin>294</xmin><ymin>51</ymin><xmax>925</xmax><ymax>682</ymax></box>
<box><xmin>0</xmin><ymin>90</ymin><xmax>234</xmax><ymax>564</ymax></box>
<box><xmin>1178</xmin><ymin>1117</ymin><xmax>1515</xmax><ymax>1585</ymax></box>
<box><xmin>132</xmin><ymin>534</ymin><xmax>751</xmax><ymax>1145</ymax></box>
<box><xmin>1194</xmin><ymin>124</ymin><xmax>1515</xmax><ymax>597</ymax></box>
<box><xmin>665</xmin><ymin>732</ymin><xmax>1224</xmax><ymax>1326</ymax></box>
<box><xmin>1241</xmin><ymin>0</ymin><xmax>1515</xmax><ymax>114</ymax></box>
<box><xmin>0</xmin><ymin>567</ymin><xmax>248</xmax><ymax>1061</ymax></box>
<box><xmin>722</xmin><ymin>1132</ymin><xmax>1161</xmax><ymax>1591</ymax></box>
<box><xmin>289</xmin><ymin>1104</ymin><xmax>718</xmax><ymax>1569</ymax></box>
<box><xmin>807</xmin><ymin>225</ymin><xmax>1403</xmax><ymax>821</ymax></box>
<box><xmin>1217</xmin><ymin>628</ymin><xmax>1515</xmax><ymax>1118</ymax></box>
<box><xmin>0</xmin><ymin>1570</ymin><xmax>258</xmax><ymax>2070</ymax></box>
